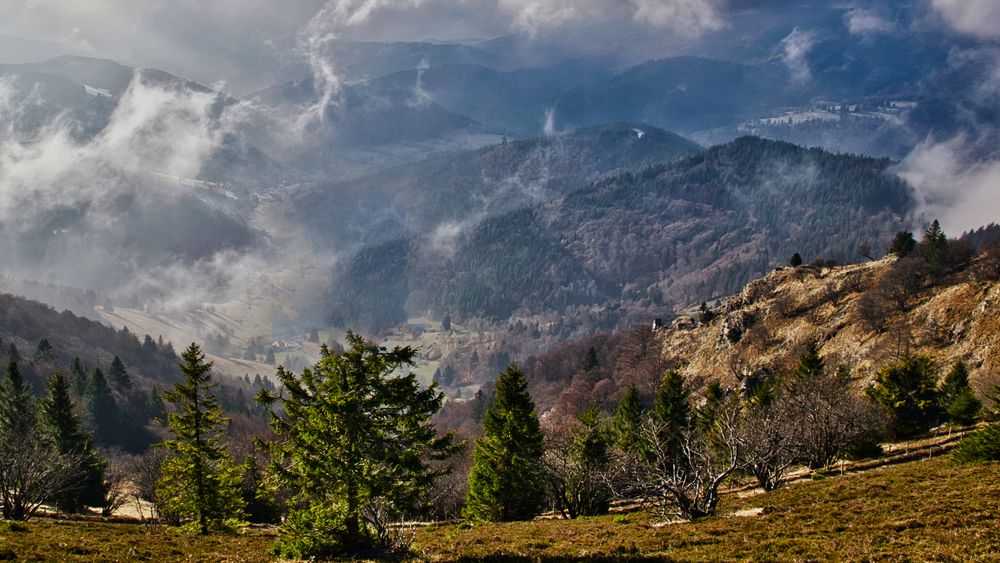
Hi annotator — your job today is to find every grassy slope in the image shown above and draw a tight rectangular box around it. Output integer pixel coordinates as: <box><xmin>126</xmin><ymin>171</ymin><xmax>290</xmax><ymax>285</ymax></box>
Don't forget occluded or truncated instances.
<box><xmin>412</xmin><ymin>456</ymin><xmax>1000</xmax><ymax>561</ymax></box>
<box><xmin>0</xmin><ymin>456</ymin><xmax>996</xmax><ymax>561</ymax></box>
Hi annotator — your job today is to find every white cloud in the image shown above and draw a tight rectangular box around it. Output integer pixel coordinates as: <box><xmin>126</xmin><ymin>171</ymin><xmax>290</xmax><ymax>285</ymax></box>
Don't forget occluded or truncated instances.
<box><xmin>310</xmin><ymin>0</ymin><xmax>727</xmax><ymax>38</ymax></box>
<box><xmin>844</xmin><ymin>7</ymin><xmax>893</xmax><ymax>35</ymax></box>
<box><xmin>931</xmin><ymin>0</ymin><xmax>1000</xmax><ymax>41</ymax></box>
<box><xmin>629</xmin><ymin>0</ymin><xmax>726</xmax><ymax>34</ymax></box>
<box><xmin>895</xmin><ymin>135</ymin><xmax>1000</xmax><ymax>233</ymax></box>
<box><xmin>780</xmin><ymin>27</ymin><xmax>815</xmax><ymax>84</ymax></box>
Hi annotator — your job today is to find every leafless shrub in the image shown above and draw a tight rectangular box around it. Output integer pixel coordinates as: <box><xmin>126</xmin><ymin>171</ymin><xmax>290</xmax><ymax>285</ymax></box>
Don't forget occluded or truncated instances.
<box><xmin>973</xmin><ymin>243</ymin><xmax>1000</xmax><ymax>282</ymax></box>
<box><xmin>617</xmin><ymin>396</ymin><xmax>746</xmax><ymax>520</ymax></box>
<box><xmin>100</xmin><ymin>449</ymin><xmax>134</xmax><ymax>517</ymax></box>
<box><xmin>421</xmin><ymin>447</ymin><xmax>471</xmax><ymax>522</ymax></box>
<box><xmin>742</xmin><ymin>403</ymin><xmax>796</xmax><ymax>491</ymax></box>
<box><xmin>129</xmin><ymin>446</ymin><xmax>177</xmax><ymax>525</ymax></box>
<box><xmin>782</xmin><ymin>370</ymin><xmax>884</xmax><ymax>469</ymax></box>
<box><xmin>542</xmin><ymin>418</ymin><xmax>612</xmax><ymax>519</ymax></box>
<box><xmin>361</xmin><ymin>500</ymin><xmax>415</xmax><ymax>555</ymax></box>
<box><xmin>0</xmin><ymin>432</ymin><xmax>84</xmax><ymax>520</ymax></box>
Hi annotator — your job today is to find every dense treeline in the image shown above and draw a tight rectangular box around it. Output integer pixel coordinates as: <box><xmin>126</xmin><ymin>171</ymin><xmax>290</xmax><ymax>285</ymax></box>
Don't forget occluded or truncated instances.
<box><xmin>330</xmin><ymin>136</ymin><xmax>912</xmax><ymax>333</ymax></box>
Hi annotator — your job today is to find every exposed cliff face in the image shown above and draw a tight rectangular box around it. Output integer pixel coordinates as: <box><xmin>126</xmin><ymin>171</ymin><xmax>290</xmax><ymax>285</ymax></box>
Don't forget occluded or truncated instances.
<box><xmin>657</xmin><ymin>256</ymin><xmax>1000</xmax><ymax>394</ymax></box>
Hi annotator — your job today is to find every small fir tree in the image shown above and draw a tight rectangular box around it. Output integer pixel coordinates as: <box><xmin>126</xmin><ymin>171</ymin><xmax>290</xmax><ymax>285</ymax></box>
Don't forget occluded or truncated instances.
<box><xmin>147</xmin><ymin>386</ymin><xmax>166</xmax><ymax>423</ymax></box>
<box><xmin>157</xmin><ymin>343</ymin><xmax>244</xmax><ymax>534</ymax></box>
<box><xmin>108</xmin><ymin>356</ymin><xmax>132</xmax><ymax>389</ymax></box>
<box><xmin>33</xmin><ymin>338</ymin><xmax>56</xmax><ymax>364</ymax></box>
<box><xmin>7</xmin><ymin>343</ymin><xmax>20</xmax><ymax>363</ymax></box>
<box><xmin>0</xmin><ymin>360</ymin><xmax>34</xmax><ymax>437</ymax></box>
<box><xmin>465</xmin><ymin>364</ymin><xmax>546</xmax><ymax>522</ymax></box>
<box><xmin>939</xmin><ymin>361</ymin><xmax>981</xmax><ymax>425</ymax></box>
<box><xmin>70</xmin><ymin>356</ymin><xmax>88</xmax><ymax>396</ymax></box>
<box><xmin>867</xmin><ymin>355</ymin><xmax>940</xmax><ymax>439</ymax></box>
<box><xmin>793</xmin><ymin>339</ymin><xmax>825</xmax><ymax>381</ymax></box>
<box><xmin>889</xmin><ymin>231</ymin><xmax>916</xmax><ymax>257</ymax></box>
<box><xmin>39</xmin><ymin>373</ymin><xmax>108</xmax><ymax>513</ymax></box>
<box><xmin>85</xmin><ymin>368</ymin><xmax>120</xmax><ymax>447</ymax></box>
<box><xmin>653</xmin><ymin>370</ymin><xmax>690</xmax><ymax>458</ymax></box>
<box><xmin>612</xmin><ymin>385</ymin><xmax>645</xmax><ymax>454</ymax></box>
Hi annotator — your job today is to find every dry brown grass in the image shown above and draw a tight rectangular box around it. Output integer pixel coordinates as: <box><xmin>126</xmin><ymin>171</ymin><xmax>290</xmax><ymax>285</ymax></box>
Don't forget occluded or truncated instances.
<box><xmin>1</xmin><ymin>455</ymin><xmax>997</xmax><ymax>561</ymax></box>
<box><xmin>412</xmin><ymin>455</ymin><xmax>1000</xmax><ymax>561</ymax></box>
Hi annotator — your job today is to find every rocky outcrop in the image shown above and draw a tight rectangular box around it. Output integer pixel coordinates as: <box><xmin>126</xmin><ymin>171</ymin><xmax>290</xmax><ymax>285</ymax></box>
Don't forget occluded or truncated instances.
<box><xmin>657</xmin><ymin>256</ymin><xmax>1000</xmax><ymax>393</ymax></box>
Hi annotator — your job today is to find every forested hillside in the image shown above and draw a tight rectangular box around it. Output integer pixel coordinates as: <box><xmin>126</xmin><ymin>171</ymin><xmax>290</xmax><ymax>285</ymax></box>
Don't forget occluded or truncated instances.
<box><xmin>330</xmin><ymin>136</ymin><xmax>914</xmax><ymax>333</ymax></box>
<box><xmin>0</xmin><ymin>293</ymin><xmax>264</xmax><ymax>451</ymax></box>
<box><xmin>292</xmin><ymin>123</ymin><xmax>700</xmax><ymax>250</ymax></box>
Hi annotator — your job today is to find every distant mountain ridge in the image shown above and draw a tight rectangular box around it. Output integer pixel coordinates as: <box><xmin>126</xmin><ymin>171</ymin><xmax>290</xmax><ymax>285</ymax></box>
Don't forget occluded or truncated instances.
<box><xmin>329</xmin><ymin>136</ymin><xmax>914</xmax><ymax>333</ymax></box>
<box><xmin>292</xmin><ymin>123</ymin><xmax>701</xmax><ymax>250</ymax></box>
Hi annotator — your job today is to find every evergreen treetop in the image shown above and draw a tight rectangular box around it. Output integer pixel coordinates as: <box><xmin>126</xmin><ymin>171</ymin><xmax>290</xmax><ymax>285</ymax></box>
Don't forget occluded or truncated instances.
<box><xmin>868</xmin><ymin>355</ymin><xmax>940</xmax><ymax>440</ymax></box>
<box><xmin>108</xmin><ymin>356</ymin><xmax>132</xmax><ymax>389</ymax></box>
<box><xmin>85</xmin><ymin>367</ymin><xmax>119</xmax><ymax>448</ymax></box>
<box><xmin>465</xmin><ymin>364</ymin><xmax>545</xmax><ymax>523</ymax></box>
<box><xmin>653</xmin><ymin>370</ymin><xmax>690</xmax><ymax>457</ymax></box>
<box><xmin>158</xmin><ymin>343</ymin><xmax>244</xmax><ymax>534</ymax></box>
<box><xmin>793</xmin><ymin>339</ymin><xmax>825</xmax><ymax>381</ymax></box>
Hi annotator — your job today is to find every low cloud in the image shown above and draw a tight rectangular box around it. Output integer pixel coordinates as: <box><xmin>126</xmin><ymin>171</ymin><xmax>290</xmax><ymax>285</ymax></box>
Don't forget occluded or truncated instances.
<box><xmin>629</xmin><ymin>0</ymin><xmax>726</xmax><ymax>34</ymax></box>
<box><xmin>780</xmin><ymin>27</ymin><xmax>815</xmax><ymax>84</ymax></box>
<box><xmin>844</xmin><ymin>7</ymin><xmax>894</xmax><ymax>35</ymax></box>
<box><xmin>895</xmin><ymin>135</ymin><xmax>1000</xmax><ymax>233</ymax></box>
<box><xmin>931</xmin><ymin>0</ymin><xmax>1000</xmax><ymax>41</ymax></box>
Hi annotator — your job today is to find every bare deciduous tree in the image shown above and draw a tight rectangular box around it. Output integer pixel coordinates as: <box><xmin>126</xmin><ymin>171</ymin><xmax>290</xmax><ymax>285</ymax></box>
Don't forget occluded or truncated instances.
<box><xmin>542</xmin><ymin>415</ymin><xmax>612</xmax><ymax>519</ymax></box>
<box><xmin>742</xmin><ymin>403</ymin><xmax>796</xmax><ymax>491</ymax></box>
<box><xmin>783</xmin><ymin>369</ymin><xmax>883</xmax><ymax>469</ymax></box>
<box><xmin>0</xmin><ymin>433</ymin><xmax>83</xmax><ymax>520</ymax></box>
<box><xmin>619</xmin><ymin>395</ymin><xmax>746</xmax><ymax>520</ymax></box>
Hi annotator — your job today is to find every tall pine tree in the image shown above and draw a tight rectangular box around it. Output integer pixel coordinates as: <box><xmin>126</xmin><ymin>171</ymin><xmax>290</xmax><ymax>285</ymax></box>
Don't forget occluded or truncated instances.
<box><xmin>70</xmin><ymin>356</ymin><xmax>88</xmax><ymax>396</ymax></box>
<box><xmin>40</xmin><ymin>373</ymin><xmax>108</xmax><ymax>513</ymax></box>
<box><xmin>465</xmin><ymin>364</ymin><xmax>545</xmax><ymax>522</ymax></box>
<box><xmin>157</xmin><ymin>343</ymin><xmax>244</xmax><ymax>534</ymax></box>
<box><xmin>0</xmin><ymin>359</ymin><xmax>34</xmax><ymax>438</ymax></box>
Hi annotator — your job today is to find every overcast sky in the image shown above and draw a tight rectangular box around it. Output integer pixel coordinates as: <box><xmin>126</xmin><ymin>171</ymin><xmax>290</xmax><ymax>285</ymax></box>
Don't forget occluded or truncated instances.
<box><xmin>3</xmin><ymin>1</ymin><xmax>994</xmax><ymax>80</ymax></box>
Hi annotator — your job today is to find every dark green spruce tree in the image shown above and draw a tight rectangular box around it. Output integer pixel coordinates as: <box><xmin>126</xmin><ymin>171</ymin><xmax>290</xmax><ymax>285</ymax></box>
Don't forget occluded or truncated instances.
<box><xmin>108</xmin><ymin>356</ymin><xmax>132</xmax><ymax>389</ymax></box>
<box><xmin>85</xmin><ymin>368</ymin><xmax>120</xmax><ymax>447</ymax></box>
<box><xmin>157</xmin><ymin>343</ymin><xmax>244</xmax><ymax>534</ymax></box>
<box><xmin>260</xmin><ymin>332</ymin><xmax>457</xmax><ymax>557</ymax></box>
<box><xmin>70</xmin><ymin>356</ymin><xmax>88</xmax><ymax>396</ymax></box>
<box><xmin>39</xmin><ymin>373</ymin><xmax>108</xmax><ymax>513</ymax></box>
<box><xmin>652</xmin><ymin>370</ymin><xmax>691</xmax><ymax>458</ymax></box>
<box><xmin>0</xmin><ymin>359</ymin><xmax>34</xmax><ymax>438</ymax></box>
<box><xmin>465</xmin><ymin>364</ymin><xmax>546</xmax><ymax>522</ymax></box>
<box><xmin>939</xmin><ymin>361</ymin><xmax>981</xmax><ymax>425</ymax></box>
<box><xmin>612</xmin><ymin>385</ymin><xmax>645</xmax><ymax>454</ymax></box>
<box><xmin>868</xmin><ymin>355</ymin><xmax>940</xmax><ymax>440</ymax></box>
